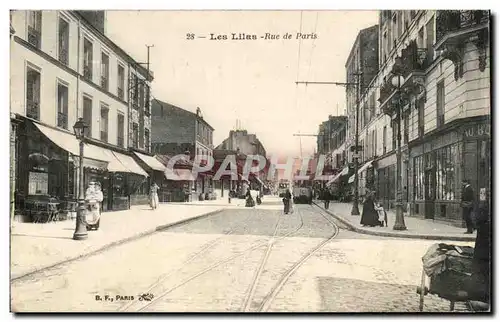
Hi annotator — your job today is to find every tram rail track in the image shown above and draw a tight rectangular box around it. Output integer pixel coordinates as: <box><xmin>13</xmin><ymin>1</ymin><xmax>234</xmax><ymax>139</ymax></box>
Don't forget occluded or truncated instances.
<box><xmin>127</xmin><ymin>207</ymin><xmax>305</xmax><ymax>312</ymax></box>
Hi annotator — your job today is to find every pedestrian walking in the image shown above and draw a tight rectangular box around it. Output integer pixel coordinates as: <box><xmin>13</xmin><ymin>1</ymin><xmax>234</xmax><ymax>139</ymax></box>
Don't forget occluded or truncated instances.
<box><xmin>323</xmin><ymin>188</ymin><xmax>331</xmax><ymax>210</ymax></box>
<box><xmin>150</xmin><ymin>182</ymin><xmax>160</xmax><ymax>210</ymax></box>
<box><xmin>283</xmin><ymin>189</ymin><xmax>292</xmax><ymax>214</ymax></box>
<box><xmin>360</xmin><ymin>190</ymin><xmax>379</xmax><ymax>227</ymax></box>
<box><xmin>461</xmin><ymin>179</ymin><xmax>475</xmax><ymax>234</ymax></box>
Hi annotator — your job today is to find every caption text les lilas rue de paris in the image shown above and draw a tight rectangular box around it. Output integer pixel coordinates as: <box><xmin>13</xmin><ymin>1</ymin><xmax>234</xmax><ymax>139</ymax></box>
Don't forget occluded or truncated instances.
<box><xmin>186</xmin><ymin>32</ymin><xmax>318</xmax><ymax>40</ymax></box>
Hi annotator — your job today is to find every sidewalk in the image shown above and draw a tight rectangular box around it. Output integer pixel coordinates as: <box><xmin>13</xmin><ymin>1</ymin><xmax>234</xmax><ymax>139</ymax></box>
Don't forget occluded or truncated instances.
<box><xmin>314</xmin><ymin>201</ymin><xmax>477</xmax><ymax>242</ymax></box>
<box><xmin>11</xmin><ymin>199</ymin><xmax>244</xmax><ymax>280</ymax></box>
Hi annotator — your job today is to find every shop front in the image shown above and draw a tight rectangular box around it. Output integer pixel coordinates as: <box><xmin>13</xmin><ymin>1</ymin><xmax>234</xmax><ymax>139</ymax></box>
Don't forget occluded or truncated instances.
<box><xmin>409</xmin><ymin>116</ymin><xmax>490</xmax><ymax>225</ymax></box>
<box><xmin>16</xmin><ymin>118</ymin><xmax>149</xmax><ymax>217</ymax></box>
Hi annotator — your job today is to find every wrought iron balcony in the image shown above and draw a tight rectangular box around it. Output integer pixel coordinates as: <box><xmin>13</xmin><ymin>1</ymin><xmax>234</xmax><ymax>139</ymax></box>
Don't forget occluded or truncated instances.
<box><xmin>57</xmin><ymin>112</ymin><xmax>68</xmax><ymax>129</ymax></box>
<box><xmin>26</xmin><ymin>100</ymin><xmax>39</xmax><ymax>120</ymax></box>
<box><xmin>436</xmin><ymin>10</ymin><xmax>489</xmax><ymax>45</ymax></box>
<box><xmin>27</xmin><ymin>26</ymin><xmax>40</xmax><ymax>49</ymax></box>
<box><xmin>59</xmin><ymin>47</ymin><xmax>68</xmax><ymax>65</ymax></box>
<box><xmin>100</xmin><ymin>131</ymin><xmax>108</xmax><ymax>143</ymax></box>
<box><xmin>100</xmin><ymin>76</ymin><xmax>109</xmax><ymax>91</ymax></box>
<box><xmin>435</xmin><ymin>10</ymin><xmax>489</xmax><ymax>80</ymax></box>
<box><xmin>83</xmin><ymin>65</ymin><xmax>92</xmax><ymax>81</ymax></box>
<box><xmin>26</xmin><ymin>101</ymin><xmax>40</xmax><ymax>120</ymax></box>
<box><xmin>117</xmin><ymin>87</ymin><xmax>124</xmax><ymax>100</ymax></box>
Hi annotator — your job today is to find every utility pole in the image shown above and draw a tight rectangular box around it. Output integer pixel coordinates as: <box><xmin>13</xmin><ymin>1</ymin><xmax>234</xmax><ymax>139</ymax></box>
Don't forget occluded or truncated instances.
<box><xmin>296</xmin><ymin>72</ymin><xmax>363</xmax><ymax>216</ymax></box>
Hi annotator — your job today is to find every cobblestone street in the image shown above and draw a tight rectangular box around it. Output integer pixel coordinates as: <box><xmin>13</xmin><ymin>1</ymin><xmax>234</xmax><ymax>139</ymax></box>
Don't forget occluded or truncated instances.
<box><xmin>10</xmin><ymin>198</ymin><xmax>474</xmax><ymax>312</ymax></box>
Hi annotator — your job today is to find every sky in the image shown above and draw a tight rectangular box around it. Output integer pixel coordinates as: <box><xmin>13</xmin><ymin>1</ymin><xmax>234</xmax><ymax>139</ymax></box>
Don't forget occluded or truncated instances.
<box><xmin>106</xmin><ymin>10</ymin><xmax>379</xmax><ymax>158</ymax></box>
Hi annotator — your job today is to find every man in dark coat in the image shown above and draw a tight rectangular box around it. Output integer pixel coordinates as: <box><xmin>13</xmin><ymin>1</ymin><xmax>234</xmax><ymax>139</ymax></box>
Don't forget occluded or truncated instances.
<box><xmin>461</xmin><ymin>180</ymin><xmax>475</xmax><ymax>234</ymax></box>
<box><xmin>322</xmin><ymin>188</ymin><xmax>331</xmax><ymax>210</ymax></box>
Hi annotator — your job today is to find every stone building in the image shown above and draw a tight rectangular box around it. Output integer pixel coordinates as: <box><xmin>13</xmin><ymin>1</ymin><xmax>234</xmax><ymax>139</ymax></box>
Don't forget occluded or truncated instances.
<box><xmin>10</xmin><ymin>10</ymin><xmax>154</xmax><ymax>219</ymax></box>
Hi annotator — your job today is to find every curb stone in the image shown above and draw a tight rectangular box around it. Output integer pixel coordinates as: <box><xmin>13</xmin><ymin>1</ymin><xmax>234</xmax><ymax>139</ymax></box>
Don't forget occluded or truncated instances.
<box><xmin>312</xmin><ymin>201</ymin><xmax>475</xmax><ymax>242</ymax></box>
<box><xmin>11</xmin><ymin>209</ymin><xmax>224</xmax><ymax>282</ymax></box>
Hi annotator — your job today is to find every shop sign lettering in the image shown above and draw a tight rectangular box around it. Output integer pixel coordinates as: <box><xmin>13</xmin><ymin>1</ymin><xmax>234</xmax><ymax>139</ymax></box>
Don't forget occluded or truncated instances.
<box><xmin>464</xmin><ymin>123</ymin><xmax>490</xmax><ymax>138</ymax></box>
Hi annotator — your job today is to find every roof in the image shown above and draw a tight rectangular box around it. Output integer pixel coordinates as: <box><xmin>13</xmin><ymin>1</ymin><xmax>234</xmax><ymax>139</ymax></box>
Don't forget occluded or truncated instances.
<box><xmin>153</xmin><ymin>99</ymin><xmax>214</xmax><ymax>130</ymax></box>
<box><xmin>345</xmin><ymin>24</ymin><xmax>379</xmax><ymax>68</ymax></box>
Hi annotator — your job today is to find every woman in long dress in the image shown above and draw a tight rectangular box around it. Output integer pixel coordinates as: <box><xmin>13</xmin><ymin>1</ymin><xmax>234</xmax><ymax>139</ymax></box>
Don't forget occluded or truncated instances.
<box><xmin>150</xmin><ymin>182</ymin><xmax>160</xmax><ymax>210</ymax></box>
<box><xmin>360</xmin><ymin>190</ymin><xmax>379</xmax><ymax>227</ymax></box>
<box><xmin>85</xmin><ymin>181</ymin><xmax>104</xmax><ymax>230</ymax></box>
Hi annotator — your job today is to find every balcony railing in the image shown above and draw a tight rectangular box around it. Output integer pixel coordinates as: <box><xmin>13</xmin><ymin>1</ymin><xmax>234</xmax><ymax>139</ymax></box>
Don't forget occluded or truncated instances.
<box><xmin>100</xmin><ymin>76</ymin><xmax>109</xmax><ymax>91</ymax></box>
<box><xmin>83</xmin><ymin>65</ymin><xmax>92</xmax><ymax>81</ymax></box>
<box><xmin>26</xmin><ymin>100</ymin><xmax>39</xmax><ymax>120</ymax></box>
<box><xmin>57</xmin><ymin>112</ymin><xmax>68</xmax><ymax>129</ymax></box>
<box><xmin>117</xmin><ymin>87</ymin><xmax>124</xmax><ymax>100</ymax></box>
<box><xmin>27</xmin><ymin>26</ymin><xmax>40</xmax><ymax>49</ymax></box>
<box><xmin>436</xmin><ymin>10</ymin><xmax>490</xmax><ymax>44</ymax></box>
<box><xmin>59</xmin><ymin>47</ymin><xmax>68</xmax><ymax>65</ymax></box>
<box><xmin>100</xmin><ymin>131</ymin><xmax>108</xmax><ymax>143</ymax></box>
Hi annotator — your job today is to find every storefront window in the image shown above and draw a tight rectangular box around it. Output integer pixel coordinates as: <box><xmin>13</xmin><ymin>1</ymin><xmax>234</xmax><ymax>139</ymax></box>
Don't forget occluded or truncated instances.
<box><xmin>435</xmin><ymin>144</ymin><xmax>457</xmax><ymax>201</ymax></box>
<box><xmin>28</xmin><ymin>171</ymin><xmax>48</xmax><ymax>195</ymax></box>
<box><xmin>413</xmin><ymin>155</ymin><xmax>424</xmax><ymax>200</ymax></box>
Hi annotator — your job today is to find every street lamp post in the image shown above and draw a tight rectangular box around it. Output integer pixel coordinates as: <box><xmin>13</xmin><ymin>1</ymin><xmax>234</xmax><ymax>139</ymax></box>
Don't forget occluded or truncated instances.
<box><xmin>73</xmin><ymin>118</ymin><xmax>89</xmax><ymax>240</ymax></box>
<box><xmin>391</xmin><ymin>74</ymin><xmax>407</xmax><ymax>231</ymax></box>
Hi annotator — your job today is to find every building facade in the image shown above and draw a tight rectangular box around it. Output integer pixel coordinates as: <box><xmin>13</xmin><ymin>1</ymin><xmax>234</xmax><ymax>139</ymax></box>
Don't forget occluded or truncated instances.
<box><xmin>216</xmin><ymin>129</ymin><xmax>267</xmax><ymax>185</ymax></box>
<box><xmin>344</xmin><ymin>10</ymin><xmax>490</xmax><ymax>225</ymax></box>
<box><xmin>151</xmin><ymin>99</ymin><xmax>215</xmax><ymax>200</ymax></box>
<box><xmin>10</xmin><ymin>10</ymin><xmax>153</xmax><ymax>220</ymax></box>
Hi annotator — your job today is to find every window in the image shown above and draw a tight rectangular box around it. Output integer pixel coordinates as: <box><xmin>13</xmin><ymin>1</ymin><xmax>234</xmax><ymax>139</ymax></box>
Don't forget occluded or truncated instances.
<box><xmin>117</xmin><ymin>65</ymin><xmax>125</xmax><ymax>100</ymax></box>
<box><xmin>83</xmin><ymin>38</ymin><xmax>93</xmax><ymax>81</ymax></box>
<box><xmin>100</xmin><ymin>52</ymin><xmax>109</xmax><ymax>90</ymax></box>
<box><xmin>58</xmin><ymin>18</ymin><xmax>69</xmax><ymax>65</ymax></box>
<box><xmin>145</xmin><ymin>85</ymin><xmax>150</xmax><ymax>115</ymax></box>
<box><xmin>82</xmin><ymin>96</ymin><xmax>93</xmax><ymax>137</ymax></box>
<box><xmin>418</xmin><ymin>99</ymin><xmax>425</xmax><ymax>137</ymax></box>
<box><xmin>139</xmin><ymin>81</ymin><xmax>145</xmax><ymax>108</ymax></box>
<box><xmin>413</xmin><ymin>155</ymin><xmax>424</xmax><ymax>200</ymax></box>
<box><xmin>436</xmin><ymin>80</ymin><xmax>445</xmax><ymax>127</ymax></box>
<box><xmin>28</xmin><ymin>172</ymin><xmax>48</xmax><ymax>195</ymax></box>
<box><xmin>117</xmin><ymin>113</ymin><xmax>125</xmax><ymax>147</ymax></box>
<box><xmin>27</xmin><ymin>11</ymin><xmax>42</xmax><ymax>49</ymax></box>
<box><xmin>403</xmin><ymin>113</ymin><xmax>409</xmax><ymax>144</ymax></box>
<box><xmin>418</xmin><ymin>27</ymin><xmax>424</xmax><ymax>48</ymax></box>
<box><xmin>132</xmin><ymin>123</ymin><xmax>139</xmax><ymax>148</ymax></box>
<box><xmin>100</xmin><ymin>104</ymin><xmax>109</xmax><ymax>142</ymax></box>
<box><xmin>436</xmin><ymin>144</ymin><xmax>458</xmax><ymax>201</ymax></box>
<box><xmin>57</xmin><ymin>83</ymin><xmax>68</xmax><ymax>129</ymax></box>
<box><xmin>145</xmin><ymin>129</ymin><xmax>150</xmax><ymax>153</ymax></box>
<box><xmin>132</xmin><ymin>74</ymin><xmax>139</xmax><ymax>108</ymax></box>
<box><xmin>372</xmin><ymin>129</ymin><xmax>377</xmax><ymax>157</ymax></box>
<box><xmin>26</xmin><ymin>67</ymin><xmax>41</xmax><ymax>120</ymax></box>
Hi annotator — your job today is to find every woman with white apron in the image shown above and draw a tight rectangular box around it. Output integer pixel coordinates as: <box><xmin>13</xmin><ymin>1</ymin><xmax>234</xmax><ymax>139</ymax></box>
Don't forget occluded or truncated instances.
<box><xmin>150</xmin><ymin>182</ymin><xmax>160</xmax><ymax>210</ymax></box>
<box><xmin>85</xmin><ymin>181</ymin><xmax>104</xmax><ymax>231</ymax></box>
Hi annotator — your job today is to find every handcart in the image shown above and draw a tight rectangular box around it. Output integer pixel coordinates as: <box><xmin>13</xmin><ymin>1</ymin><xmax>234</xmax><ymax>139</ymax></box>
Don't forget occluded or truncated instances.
<box><xmin>416</xmin><ymin>243</ymin><xmax>475</xmax><ymax>312</ymax></box>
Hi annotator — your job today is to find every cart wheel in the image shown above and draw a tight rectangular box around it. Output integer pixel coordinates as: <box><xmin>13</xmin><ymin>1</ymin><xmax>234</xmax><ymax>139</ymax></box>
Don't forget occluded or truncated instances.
<box><xmin>419</xmin><ymin>269</ymin><xmax>426</xmax><ymax>312</ymax></box>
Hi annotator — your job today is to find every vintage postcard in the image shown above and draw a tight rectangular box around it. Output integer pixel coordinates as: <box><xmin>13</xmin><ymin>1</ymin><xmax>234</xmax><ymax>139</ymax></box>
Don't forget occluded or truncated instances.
<box><xmin>9</xmin><ymin>8</ymin><xmax>491</xmax><ymax>313</ymax></box>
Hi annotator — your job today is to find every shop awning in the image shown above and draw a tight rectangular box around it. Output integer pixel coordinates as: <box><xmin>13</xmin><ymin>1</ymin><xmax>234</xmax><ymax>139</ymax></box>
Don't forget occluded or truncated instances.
<box><xmin>109</xmin><ymin>151</ymin><xmax>149</xmax><ymax>177</ymax></box>
<box><xmin>133</xmin><ymin>152</ymin><xmax>167</xmax><ymax>172</ymax></box>
<box><xmin>34</xmin><ymin>122</ymin><xmax>109</xmax><ymax>168</ymax></box>
<box><xmin>165</xmin><ymin>168</ymin><xmax>196</xmax><ymax>181</ymax></box>
<box><xmin>327</xmin><ymin>172</ymin><xmax>342</xmax><ymax>186</ymax></box>
<box><xmin>348</xmin><ymin>161</ymin><xmax>373</xmax><ymax>184</ymax></box>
